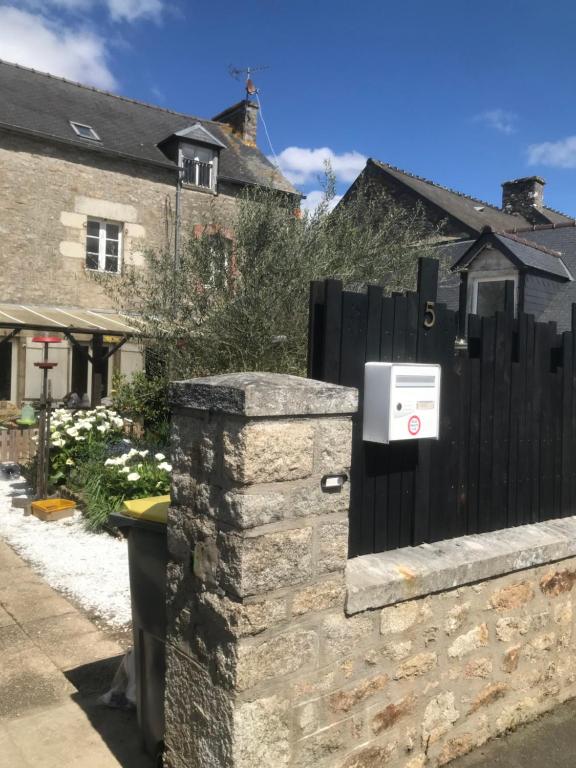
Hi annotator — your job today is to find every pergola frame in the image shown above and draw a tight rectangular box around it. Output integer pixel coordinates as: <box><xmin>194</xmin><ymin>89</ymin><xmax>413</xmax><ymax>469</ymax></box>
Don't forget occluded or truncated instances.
<box><xmin>0</xmin><ymin>319</ymin><xmax>139</xmax><ymax>407</ymax></box>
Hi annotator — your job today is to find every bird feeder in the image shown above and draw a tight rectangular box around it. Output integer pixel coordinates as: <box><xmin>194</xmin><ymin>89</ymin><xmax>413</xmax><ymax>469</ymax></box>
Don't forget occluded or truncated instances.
<box><xmin>33</xmin><ymin>335</ymin><xmax>61</xmax><ymax>500</ymax></box>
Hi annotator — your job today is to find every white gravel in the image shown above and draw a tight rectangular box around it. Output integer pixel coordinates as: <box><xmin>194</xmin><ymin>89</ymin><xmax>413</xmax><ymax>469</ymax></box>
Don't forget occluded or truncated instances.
<box><xmin>0</xmin><ymin>474</ymin><xmax>131</xmax><ymax>627</ymax></box>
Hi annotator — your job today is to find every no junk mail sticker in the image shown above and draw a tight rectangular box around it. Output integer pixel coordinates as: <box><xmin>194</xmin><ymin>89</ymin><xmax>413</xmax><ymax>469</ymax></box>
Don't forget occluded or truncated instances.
<box><xmin>408</xmin><ymin>415</ymin><xmax>421</xmax><ymax>436</ymax></box>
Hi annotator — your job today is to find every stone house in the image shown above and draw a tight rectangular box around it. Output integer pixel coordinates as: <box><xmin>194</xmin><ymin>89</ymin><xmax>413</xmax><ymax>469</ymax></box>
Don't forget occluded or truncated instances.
<box><xmin>0</xmin><ymin>59</ymin><xmax>294</xmax><ymax>404</ymax></box>
<box><xmin>343</xmin><ymin>160</ymin><xmax>576</xmax><ymax>328</ymax></box>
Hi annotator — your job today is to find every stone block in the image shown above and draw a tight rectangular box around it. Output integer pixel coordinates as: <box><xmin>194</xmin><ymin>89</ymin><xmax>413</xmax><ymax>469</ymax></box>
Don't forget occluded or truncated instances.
<box><xmin>339</xmin><ymin>742</ymin><xmax>398</xmax><ymax>767</ymax></box>
<box><xmin>170</xmin><ymin>372</ymin><xmax>358</xmax><ymax>417</ymax></box>
<box><xmin>314</xmin><ymin>418</ymin><xmax>353</xmax><ymax>474</ymax></box>
<box><xmin>437</xmin><ymin>734</ymin><xmax>475</xmax><ymax>766</ymax></box>
<box><xmin>199</xmin><ymin>592</ymin><xmax>288</xmax><ymax>637</ymax></box>
<box><xmin>221</xmin><ymin>481</ymin><xmax>350</xmax><ymax>529</ymax></box>
<box><xmin>237</xmin><ymin>629</ymin><xmax>318</xmax><ymax>690</ymax></box>
<box><xmin>292</xmin><ymin>578</ymin><xmax>346</xmax><ymax>616</ymax></box>
<box><xmin>223</xmin><ymin>420</ymin><xmax>314</xmax><ymax>485</ymax></box>
<box><xmin>469</xmin><ymin>682</ymin><xmax>508</xmax><ymax>713</ymax></box>
<box><xmin>328</xmin><ymin>673</ymin><xmax>389</xmax><ymax>715</ymax></box>
<box><xmin>448</xmin><ymin>624</ymin><xmax>488</xmax><ymax>659</ymax></box>
<box><xmin>317</xmin><ymin>519</ymin><xmax>349</xmax><ymax>574</ymax></box>
<box><xmin>394</xmin><ymin>652</ymin><xmax>437</xmax><ymax>680</ymax></box>
<box><xmin>323</xmin><ymin>613</ymin><xmax>376</xmax><ymax>661</ymax></box>
<box><xmin>294</xmin><ymin>718</ymin><xmax>355</xmax><ymax>768</ymax></box>
<box><xmin>370</xmin><ymin>694</ymin><xmax>416</xmax><ymax>734</ymax></box>
<box><xmin>540</xmin><ymin>567</ymin><xmax>576</xmax><ymax>596</ymax></box>
<box><xmin>421</xmin><ymin>692</ymin><xmax>460</xmax><ymax>746</ymax></box>
<box><xmin>444</xmin><ymin>602</ymin><xmax>470</xmax><ymax>635</ymax></box>
<box><xmin>489</xmin><ymin>580</ymin><xmax>534</xmax><ymax>611</ymax></box>
<box><xmin>495</xmin><ymin>616</ymin><xmax>530</xmax><ymax>642</ymax></box>
<box><xmin>234</xmin><ymin>696</ymin><xmax>290</xmax><ymax>768</ymax></box>
<box><xmin>464</xmin><ymin>657</ymin><xmax>493</xmax><ymax>679</ymax></box>
<box><xmin>380</xmin><ymin>600</ymin><xmax>421</xmax><ymax>635</ymax></box>
<box><xmin>502</xmin><ymin>645</ymin><xmax>522</xmax><ymax>673</ymax></box>
<box><xmin>223</xmin><ymin>527</ymin><xmax>313</xmax><ymax>596</ymax></box>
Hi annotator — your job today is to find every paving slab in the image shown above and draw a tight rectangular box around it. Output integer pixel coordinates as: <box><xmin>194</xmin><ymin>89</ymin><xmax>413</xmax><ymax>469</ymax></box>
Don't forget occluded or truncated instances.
<box><xmin>0</xmin><ymin>538</ymin><xmax>153</xmax><ymax>767</ymax></box>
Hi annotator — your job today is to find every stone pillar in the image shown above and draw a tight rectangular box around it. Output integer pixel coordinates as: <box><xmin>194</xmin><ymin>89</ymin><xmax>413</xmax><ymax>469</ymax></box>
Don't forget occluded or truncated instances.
<box><xmin>164</xmin><ymin>372</ymin><xmax>357</xmax><ymax>768</ymax></box>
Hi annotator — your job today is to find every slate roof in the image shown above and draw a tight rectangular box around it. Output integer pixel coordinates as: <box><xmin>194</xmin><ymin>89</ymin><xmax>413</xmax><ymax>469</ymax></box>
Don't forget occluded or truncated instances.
<box><xmin>0</xmin><ymin>59</ymin><xmax>294</xmax><ymax>193</ymax></box>
<box><xmin>437</xmin><ymin>224</ymin><xmax>576</xmax><ymax>331</ymax></box>
<box><xmin>368</xmin><ymin>159</ymin><xmax>573</xmax><ymax>235</ymax></box>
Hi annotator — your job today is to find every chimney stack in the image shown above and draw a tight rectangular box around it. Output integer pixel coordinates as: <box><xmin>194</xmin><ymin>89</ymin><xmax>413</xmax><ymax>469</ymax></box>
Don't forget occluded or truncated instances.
<box><xmin>502</xmin><ymin>176</ymin><xmax>546</xmax><ymax>222</ymax></box>
<box><xmin>213</xmin><ymin>99</ymin><xmax>258</xmax><ymax>147</ymax></box>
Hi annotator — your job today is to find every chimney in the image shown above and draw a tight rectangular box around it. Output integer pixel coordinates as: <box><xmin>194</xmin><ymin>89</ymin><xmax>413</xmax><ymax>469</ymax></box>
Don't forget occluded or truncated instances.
<box><xmin>212</xmin><ymin>99</ymin><xmax>258</xmax><ymax>146</ymax></box>
<box><xmin>501</xmin><ymin>176</ymin><xmax>546</xmax><ymax>221</ymax></box>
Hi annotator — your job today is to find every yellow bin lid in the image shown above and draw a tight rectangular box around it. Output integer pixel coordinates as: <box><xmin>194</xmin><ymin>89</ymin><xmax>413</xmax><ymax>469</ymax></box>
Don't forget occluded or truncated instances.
<box><xmin>121</xmin><ymin>495</ymin><xmax>170</xmax><ymax>524</ymax></box>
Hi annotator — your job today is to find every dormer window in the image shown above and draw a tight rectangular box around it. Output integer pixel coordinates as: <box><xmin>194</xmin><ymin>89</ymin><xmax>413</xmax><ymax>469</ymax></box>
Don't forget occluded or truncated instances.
<box><xmin>181</xmin><ymin>144</ymin><xmax>215</xmax><ymax>190</ymax></box>
<box><xmin>70</xmin><ymin>121</ymin><xmax>100</xmax><ymax>141</ymax></box>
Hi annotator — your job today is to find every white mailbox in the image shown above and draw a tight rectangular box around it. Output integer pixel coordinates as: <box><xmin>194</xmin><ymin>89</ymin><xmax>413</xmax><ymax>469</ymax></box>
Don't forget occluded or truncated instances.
<box><xmin>363</xmin><ymin>362</ymin><xmax>441</xmax><ymax>444</ymax></box>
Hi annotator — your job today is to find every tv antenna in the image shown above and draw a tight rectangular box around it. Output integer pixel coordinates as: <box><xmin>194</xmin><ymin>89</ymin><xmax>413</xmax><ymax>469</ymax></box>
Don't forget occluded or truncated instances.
<box><xmin>229</xmin><ymin>64</ymin><xmax>269</xmax><ymax>97</ymax></box>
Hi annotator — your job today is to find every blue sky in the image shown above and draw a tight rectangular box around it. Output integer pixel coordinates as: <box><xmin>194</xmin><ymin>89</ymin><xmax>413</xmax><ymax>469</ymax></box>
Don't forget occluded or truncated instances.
<box><xmin>2</xmin><ymin>0</ymin><xmax>576</xmax><ymax>213</ymax></box>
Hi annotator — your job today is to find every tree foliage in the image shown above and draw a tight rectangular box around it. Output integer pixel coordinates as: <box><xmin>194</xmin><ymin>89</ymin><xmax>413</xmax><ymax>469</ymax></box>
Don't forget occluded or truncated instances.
<box><xmin>111</xmin><ymin>169</ymin><xmax>441</xmax><ymax>379</ymax></box>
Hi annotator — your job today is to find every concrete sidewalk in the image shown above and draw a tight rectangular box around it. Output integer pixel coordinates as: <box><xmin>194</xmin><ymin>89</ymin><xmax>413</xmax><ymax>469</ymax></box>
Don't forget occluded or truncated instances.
<box><xmin>0</xmin><ymin>538</ymin><xmax>153</xmax><ymax>768</ymax></box>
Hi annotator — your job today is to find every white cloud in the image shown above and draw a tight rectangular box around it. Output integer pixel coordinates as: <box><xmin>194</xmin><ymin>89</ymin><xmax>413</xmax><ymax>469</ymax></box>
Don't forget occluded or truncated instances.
<box><xmin>14</xmin><ymin>0</ymin><xmax>164</xmax><ymax>22</ymax></box>
<box><xmin>473</xmin><ymin>109</ymin><xmax>518</xmax><ymax>135</ymax></box>
<box><xmin>300</xmin><ymin>190</ymin><xmax>343</xmax><ymax>213</ymax></box>
<box><xmin>528</xmin><ymin>136</ymin><xmax>576</xmax><ymax>168</ymax></box>
<box><xmin>0</xmin><ymin>7</ymin><xmax>116</xmax><ymax>88</ymax></box>
<box><xmin>272</xmin><ymin>146</ymin><xmax>367</xmax><ymax>186</ymax></box>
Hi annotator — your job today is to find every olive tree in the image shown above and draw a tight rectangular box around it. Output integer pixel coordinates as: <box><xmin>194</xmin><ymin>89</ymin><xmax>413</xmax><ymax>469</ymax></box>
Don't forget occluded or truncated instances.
<box><xmin>111</xmin><ymin>170</ymin><xmax>441</xmax><ymax>379</ymax></box>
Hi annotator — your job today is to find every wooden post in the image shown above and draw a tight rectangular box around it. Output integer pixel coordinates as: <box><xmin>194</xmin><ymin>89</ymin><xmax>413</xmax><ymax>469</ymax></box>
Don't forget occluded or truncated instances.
<box><xmin>91</xmin><ymin>333</ymin><xmax>104</xmax><ymax>407</ymax></box>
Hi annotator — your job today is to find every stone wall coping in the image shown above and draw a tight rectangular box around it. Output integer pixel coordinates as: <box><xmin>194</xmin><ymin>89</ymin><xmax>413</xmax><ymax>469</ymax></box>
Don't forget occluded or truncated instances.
<box><xmin>346</xmin><ymin>516</ymin><xmax>576</xmax><ymax>614</ymax></box>
<box><xmin>170</xmin><ymin>372</ymin><xmax>358</xmax><ymax>417</ymax></box>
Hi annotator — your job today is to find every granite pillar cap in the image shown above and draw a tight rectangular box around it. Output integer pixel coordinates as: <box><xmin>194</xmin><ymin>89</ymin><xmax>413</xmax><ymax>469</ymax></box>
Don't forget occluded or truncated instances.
<box><xmin>170</xmin><ymin>372</ymin><xmax>358</xmax><ymax>417</ymax></box>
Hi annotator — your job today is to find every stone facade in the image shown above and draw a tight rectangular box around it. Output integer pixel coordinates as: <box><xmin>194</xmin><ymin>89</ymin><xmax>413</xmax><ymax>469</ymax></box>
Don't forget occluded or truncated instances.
<box><xmin>0</xmin><ymin>130</ymin><xmax>239</xmax><ymax>310</ymax></box>
<box><xmin>165</xmin><ymin>373</ymin><xmax>576</xmax><ymax>768</ymax></box>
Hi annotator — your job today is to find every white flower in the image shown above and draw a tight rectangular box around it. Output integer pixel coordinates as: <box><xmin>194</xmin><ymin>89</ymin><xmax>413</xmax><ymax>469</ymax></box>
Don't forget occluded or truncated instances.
<box><xmin>65</xmin><ymin>458</ymin><xmax>75</xmax><ymax>466</ymax></box>
<box><xmin>128</xmin><ymin>448</ymin><xmax>139</xmax><ymax>458</ymax></box>
<box><xmin>51</xmin><ymin>439</ymin><xmax>64</xmax><ymax>448</ymax></box>
<box><xmin>66</xmin><ymin>427</ymin><xmax>78</xmax><ymax>437</ymax></box>
<box><xmin>120</xmin><ymin>467</ymin><xmax>131</xmax><ymax>474</ymax></box>
<box><xmin>155</xmin><ymin>453</ymin><xmax>165</xmax><ymax>461</ymax></box>
<box><xmin>158</xmin><ymin>462</ymin><xmax>172</xmax><ymax>472</ymax></box>
<box><xmin>76</xmin><ymin>436</ymin><xmax>86</xmax><ymax>442</ymax></box>
<box><xmin>96</xmin><ymin>424</ymin><xmax>109</xmax><ymax>433</ymax></box>
<box><xmin>105</xmin><ymin>457</ymin><xmax>119</xmax><ymax>466</ymax></box>
<box><xmin>127</xmin><ymin>472</ymin><xmax>141</xmax><ymax>481</ymax></box>
<box><xmin>138</xmin><ymin>450</ymin><xmax>149</xmax><ymax>457</ymax></box>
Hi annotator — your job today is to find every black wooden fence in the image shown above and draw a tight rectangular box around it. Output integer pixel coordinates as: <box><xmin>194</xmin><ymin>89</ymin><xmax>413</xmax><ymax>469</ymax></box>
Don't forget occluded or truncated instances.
<box><xmin>308</xmin><ymin>258</ymin><xmax>576</xmax><ymax>557</ymax></box>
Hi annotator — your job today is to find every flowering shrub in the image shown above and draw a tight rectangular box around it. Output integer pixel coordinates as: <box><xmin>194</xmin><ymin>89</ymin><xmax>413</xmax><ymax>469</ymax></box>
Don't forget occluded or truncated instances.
<box><xmin>49</xmin><ymin>406</ymin><xmax>124</xmax><ymax>485</ymax></box>
<box><xmin>102</xmin><ymin>449</ymin><xmax>171</xmax><ymax>499</ymax></box>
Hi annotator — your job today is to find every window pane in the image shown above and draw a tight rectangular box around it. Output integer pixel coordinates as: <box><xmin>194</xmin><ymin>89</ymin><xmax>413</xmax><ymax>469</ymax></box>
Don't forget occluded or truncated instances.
<box><xmin>197</xmin><ymin>162</ymin><xmax>211</xmax><ymax>188</ymax></box>
<box><xmin>476</xmin><ymin>281</ymin><xmax>507</xmax><ymax>317</ymax></box>
<box><xmin>105</xmin><ymin>239</ymin><xmax>118</xmax><ymax>256</ymax></box>
<box><xmin>86</xmin><ymin>236</ymin><xmax>99</xmax><ymax>254</ymax></box>
<box><xmin>87</xmin><ymin>220</ymin><xmax>99</xmax><ymax>237</ymax></box>
<box><xmin>86</xmin><ymin>253</ymin><xmax>99</xmax><ymax>270</ymax></box>
<box><xmin>106</xmin><ymin>223</ymin><xmax>119</xmax><ymax>240</ymax></box>
<box><xmin>105</xmin><ymin>256</ymin><xmax>119</xmax><ymax>273</ymax></box>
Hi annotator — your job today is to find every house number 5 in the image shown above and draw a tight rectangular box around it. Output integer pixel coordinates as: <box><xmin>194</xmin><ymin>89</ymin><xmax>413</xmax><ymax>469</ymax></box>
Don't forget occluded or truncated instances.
<box><xmin>424</xmin><ymin>301</ymin><xmax>436</xmax><ymax>328</ymax></box>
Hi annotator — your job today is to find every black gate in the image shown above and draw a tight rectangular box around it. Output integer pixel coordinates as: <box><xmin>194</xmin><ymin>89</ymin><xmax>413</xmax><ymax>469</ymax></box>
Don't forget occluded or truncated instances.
<box><xmin>308</xmin><ymin>258</ymin><xmax>576</xmax><ymax>557</ymax></box>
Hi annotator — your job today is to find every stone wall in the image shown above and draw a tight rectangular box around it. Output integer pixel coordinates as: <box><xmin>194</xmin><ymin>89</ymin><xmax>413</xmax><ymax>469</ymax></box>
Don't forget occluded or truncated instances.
<box><xmin>165</xmin><ymin>373</ymin><xmax>576</xmax><ymax>768</ymax></box>
<box><xmin>0</xmin><ymin>130</ymin><xmax>238</xmax><ymax>309</ymax></box>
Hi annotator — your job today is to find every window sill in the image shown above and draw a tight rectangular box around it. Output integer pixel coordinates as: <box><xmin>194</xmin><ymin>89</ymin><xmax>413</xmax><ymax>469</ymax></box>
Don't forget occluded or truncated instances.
<box><xmin>346</xmin><ymin>516</ymin><xmax>576</xmax><ymax>614</ymax></box>
<box><xmin>85</xmin><ymin>268</ymin><xmax>120</xmax><ymax>276</ymax></box>
<box><xmin>181</xmin><ymin>183</ymin><xmax>217</xmax><ymax>196</ymax></box>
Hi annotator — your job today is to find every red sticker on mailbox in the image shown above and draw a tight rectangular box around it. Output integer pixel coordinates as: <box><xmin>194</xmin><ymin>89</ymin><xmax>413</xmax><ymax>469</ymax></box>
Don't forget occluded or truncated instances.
<box><xmin>408</xmin><ymin>415</ymin><xmax>421</xmax><ymax>436</ymax></box>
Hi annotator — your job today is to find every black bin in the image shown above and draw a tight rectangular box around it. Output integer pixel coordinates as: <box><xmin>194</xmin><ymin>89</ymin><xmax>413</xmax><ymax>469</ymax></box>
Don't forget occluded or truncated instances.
<box><xmin>111</xmin><ymin>512</ymin><xmax>167</xmax><ymax>763</ymax></box>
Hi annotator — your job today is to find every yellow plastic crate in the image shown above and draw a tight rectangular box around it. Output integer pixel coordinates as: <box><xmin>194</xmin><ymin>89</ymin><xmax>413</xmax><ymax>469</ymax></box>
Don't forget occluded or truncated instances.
<box><xmin>121</xmin><ymin>495</ymin><xmax>170</xmax><ymax>524</ymax></box>
<box><xmin>31</xmin><ymin>498</ymin><xmax>76</xmax><ymax>522</ymax></box>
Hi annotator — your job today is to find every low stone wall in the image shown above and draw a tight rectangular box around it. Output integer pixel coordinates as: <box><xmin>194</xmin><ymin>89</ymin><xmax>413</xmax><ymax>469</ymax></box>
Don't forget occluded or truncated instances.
<box><xmin>164</xmin><ymin>373</ymin><xmax>576</xmax><ymax>768</ymax></box>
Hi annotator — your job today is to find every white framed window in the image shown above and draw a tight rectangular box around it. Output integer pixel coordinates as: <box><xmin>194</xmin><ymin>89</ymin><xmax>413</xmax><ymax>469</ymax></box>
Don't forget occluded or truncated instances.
<box><xmin>70</xmin><ymin>121</ymin><xmax>100</xmax><ymax>141</ymax></box>
<box><xmin>468</xmin><ymin>271</ymin><xmax>518</xmax><ymax>317</ymax></box>
<box><xmin>180</xmin><ymin>145</ymin><xmax>216</xmax><ymax>190</ymax></box>
<box><xmin>85</xmin><ymin>219</ymin><xmax>122</xmax><ymax>273</ymax></box>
